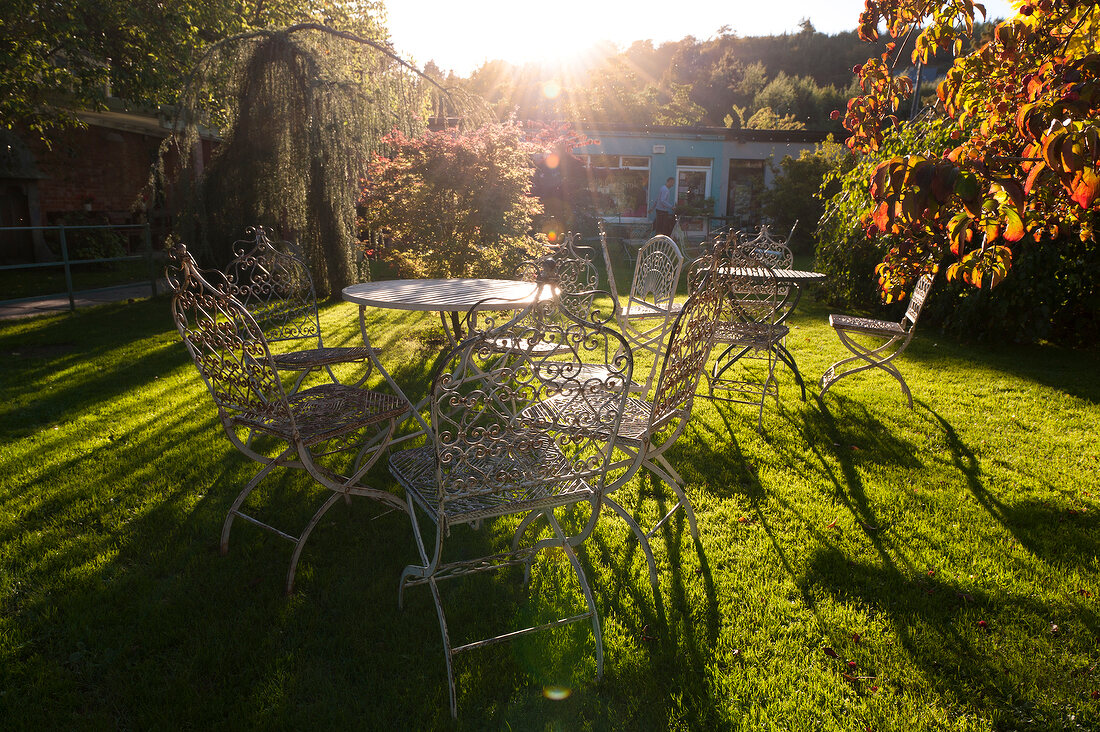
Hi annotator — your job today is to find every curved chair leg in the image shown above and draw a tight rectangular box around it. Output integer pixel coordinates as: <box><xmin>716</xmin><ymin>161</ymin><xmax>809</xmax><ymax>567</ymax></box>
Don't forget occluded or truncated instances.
<box><xmin>649</xmin><ymin>454</ymin><xmax>699</xmax><ymax>540</ymax></box>
<box><xmin>603</xmin><ymin>495</ymin><xmax>662</xmax><ymax>607</ymax></box>
<box><xmin>545</xmin><ymin>510</ymin><xmax>603</xmax><ymax>679</ymax></box>
<box><xmin>775</xmin><ymin>344</ymin><xmax>806</xmax><ymax>400</ymax></box>
<box><xmin>398</xmin><ymin>496</ymin><xmax>433</xmax><ymax>609</ymax></box>
<box><xmin>511</xmin><ymin>510</ymin><xmax>546</xmax><ymax>552</ymax></box>
<box><xmin>427</xmin><ymin>577</ymin><xmax>459</xmax><ymax>718</ymax></box>
<box><xmin>821</xmin><ymin>330</ymin><xmax>912</xmax><ymax>408</ymax></box>
<box><xmin>220</xmin><ymin>450</ymin><xmax>291</xmax><ymax>555</ymax></box>
<box><xmin>285</xmin><ymin>490</ymin><xmax>344</xmax><ymax>594</ymax></box>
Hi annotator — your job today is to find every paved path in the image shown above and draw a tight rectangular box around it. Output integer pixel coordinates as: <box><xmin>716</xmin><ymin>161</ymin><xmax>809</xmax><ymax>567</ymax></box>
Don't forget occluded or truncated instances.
<box><xmin>0</xmin><ymin>281</ymin><xmax>167</xmax><ymax>320</ymax></box>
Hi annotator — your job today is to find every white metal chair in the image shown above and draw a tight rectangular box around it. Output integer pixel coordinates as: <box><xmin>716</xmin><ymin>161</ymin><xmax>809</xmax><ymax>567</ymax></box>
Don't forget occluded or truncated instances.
<box><xmin>169</xmin><ymin>245</ymin><xmax>409</xmax><ymax>593</ymax></box>
<box><xmin>821</xmin><ymin>269</ymin><xmax>936</xmax><ymax>409</ymax></box>
<box><xmin>223</xmin><ymin>226</ymin><xmax>379</xmax><ymax>392</ymax></box>
<box><xmin>704</xmin><ymin>236</ymin><xmax>790</xmax><ymax>429</ymax></box>
<box><xmin>387</xmin><ymin>292</ymin><xmax>635</xmax><ymax>717</ymax></box>
<box><xmin>520</xmin><ymin>269</ymin><xmax>723</xmax><ymax>605</ymax></box>
<box><xmin>739</xmin><ymin>224</ymin><xmax>815</xmax><ymax>399</ymax></box>
<box><xmin>598</xmin><ymin>222</ymin><xmax>684</xmax><ymax>393</ymax></box>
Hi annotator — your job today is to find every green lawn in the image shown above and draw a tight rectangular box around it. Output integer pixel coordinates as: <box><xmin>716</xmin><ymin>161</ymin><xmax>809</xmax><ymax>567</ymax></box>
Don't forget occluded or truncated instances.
<box><xmin>0</xmin><ymin>259</ymin><xmax>155</xmax><ymax>301</ymax></box>
<box><xmin>1</xmin><ymin>269</ymin><xmax>1097</xmax><ymax>730</ymax></box>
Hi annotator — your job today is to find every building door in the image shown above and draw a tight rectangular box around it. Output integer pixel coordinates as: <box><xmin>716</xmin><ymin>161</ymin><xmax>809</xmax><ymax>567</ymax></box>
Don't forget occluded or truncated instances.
<box><xmin>676</xmin><ymin>162</ymin><xmax>711</xmax><ymax>236</ymax></box>
<box><xmin>726</xmin><ymin>159</ymin><xmax>766</xmax><ymax>228</ymax></box>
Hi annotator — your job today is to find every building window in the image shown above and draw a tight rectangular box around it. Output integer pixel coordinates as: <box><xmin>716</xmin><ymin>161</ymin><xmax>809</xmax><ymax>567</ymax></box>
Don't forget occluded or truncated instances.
<box><xmin>727</xmin><ymin>159</ymin><xmax>766</xmax><ymax>227</ymax></box>
<box><xmin>580</xmin><ymin>155</ymin><xmax>650</xmax><ymax>221</ymax></box>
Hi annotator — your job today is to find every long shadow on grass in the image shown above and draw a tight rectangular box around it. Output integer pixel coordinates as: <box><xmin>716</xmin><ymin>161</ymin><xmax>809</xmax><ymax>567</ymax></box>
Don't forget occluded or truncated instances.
<box><xmin>801</xmin><ymin>545</ymin><xmax>1100</xmax><ymax>727</ymax></box>
<box><xmin>0</xmin><ymin>301</ymin><xmax>193</xmax><ymax>437</ymax></box>
<box><xmin>927</xmin><ymin>405</ymin><xmax>1100</xmax><ymax>569</ymax></box>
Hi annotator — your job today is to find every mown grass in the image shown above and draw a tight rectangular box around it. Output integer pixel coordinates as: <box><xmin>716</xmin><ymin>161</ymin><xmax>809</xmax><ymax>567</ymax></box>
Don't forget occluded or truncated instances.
<box><xmin>0</xmin><ymin>259</ymin><xmax>154</xmax><ymax>301</ymax></box>
<box><xmin>1</xmin><ymin>262</ymin><xmax>1097</xmax><ymax>730</ymax></box>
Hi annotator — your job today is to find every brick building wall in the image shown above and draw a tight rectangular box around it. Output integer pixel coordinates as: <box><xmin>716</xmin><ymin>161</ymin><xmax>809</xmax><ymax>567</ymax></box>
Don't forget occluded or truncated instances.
<box><xmin>26</xmin><ymin>124</ymin><xmax>164</xmax><ymax>217</ymax></box>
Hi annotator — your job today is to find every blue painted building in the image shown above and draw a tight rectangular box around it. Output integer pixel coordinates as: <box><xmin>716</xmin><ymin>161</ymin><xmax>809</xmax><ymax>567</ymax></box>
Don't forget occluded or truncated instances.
<box><xmin>572</xmin><ymin>124</ymin><xmax>829</xmax><ymax>235</ymax></box>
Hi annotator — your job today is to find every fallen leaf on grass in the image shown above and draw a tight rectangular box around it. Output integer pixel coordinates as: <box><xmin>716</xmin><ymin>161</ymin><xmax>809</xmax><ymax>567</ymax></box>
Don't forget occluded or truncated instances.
<box><xmin>824</xmin><ymin>647</ymin><xmax>839</xmax><ymax>659</ymax></box>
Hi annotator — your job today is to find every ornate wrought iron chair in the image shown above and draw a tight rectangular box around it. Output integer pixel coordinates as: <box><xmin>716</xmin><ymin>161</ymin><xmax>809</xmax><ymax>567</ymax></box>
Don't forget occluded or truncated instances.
<box><xmin>169</xmin><ymin>245</ymin><xmax>409</xmax><ymax>593</ymax></box>
<box><xmin>598</xmin><ymin>223</ymin><xmax>685</xmax><ymax>393</ymax></box>
<box><xmin>739</xmin><ymin>223</ymin><xmax>815</xmax><ymax>398</ymax></box>
<box><xmin>704</xmin><ymin>236</ymin><xmax>790</xmax><ymax>429</ymax></box>
<box><xmin>223</xmin><ymin>226</ymin><xmax>378</xmax><ymax>392</ymax></box>
<box><xmin>521</xmin><ymin>269</ymin><xmax>723</xmax><ymax>605</ymax></box>
<box><xmin>387</xmin><ymin>292</ymin><xmax>635</xmax><ymax>717</ymax></box>
<box><xmin>821</xmin><ymin>269</ymin><xmax>936</xmax><ymax>409</ymax></box>
<box><xmin>743</xmin><ymin>222</ymin><xmax>796</xmax><ymax>270</ymax></box>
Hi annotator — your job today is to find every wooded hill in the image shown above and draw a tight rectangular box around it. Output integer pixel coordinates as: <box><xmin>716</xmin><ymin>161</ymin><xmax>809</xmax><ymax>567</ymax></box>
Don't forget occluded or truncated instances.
<box><xmin>455</xmin><ymin>20</ymin><xmax>999</xmax><ymax>131</ymax></box>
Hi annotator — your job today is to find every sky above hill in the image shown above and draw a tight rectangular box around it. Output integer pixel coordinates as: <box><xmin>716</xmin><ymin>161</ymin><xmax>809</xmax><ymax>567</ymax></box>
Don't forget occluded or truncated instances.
<box><xmin>386</xmin><ymin>0</ymin><xmax>1018</xmax><ymax>76</ymax></box>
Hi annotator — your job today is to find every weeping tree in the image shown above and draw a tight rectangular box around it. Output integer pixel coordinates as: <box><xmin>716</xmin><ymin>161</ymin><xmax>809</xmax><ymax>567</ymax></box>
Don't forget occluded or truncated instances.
<box><xmin>159</xmin><ymin>21</ymin><xmax>488</xmax><ymax>296</ymax></box>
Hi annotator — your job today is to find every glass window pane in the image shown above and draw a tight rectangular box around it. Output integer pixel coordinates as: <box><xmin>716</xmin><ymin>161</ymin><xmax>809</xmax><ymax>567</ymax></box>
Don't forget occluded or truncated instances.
<box><xmin>584</xmin><ymin>168</ymin><xmax>650</xmax><ymax>218</ymax></box>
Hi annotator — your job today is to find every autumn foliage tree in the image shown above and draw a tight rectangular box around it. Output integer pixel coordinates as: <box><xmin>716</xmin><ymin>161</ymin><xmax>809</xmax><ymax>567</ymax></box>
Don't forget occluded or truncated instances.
<box><xmin>357</xmin><ymin>123</ymin><xmax>545</xmax><ymax>280</ymax></box>
<box><xmin>841</xmin><ymin>0</ymin><xmax>1100</xmax><ymax>301</ymax></box>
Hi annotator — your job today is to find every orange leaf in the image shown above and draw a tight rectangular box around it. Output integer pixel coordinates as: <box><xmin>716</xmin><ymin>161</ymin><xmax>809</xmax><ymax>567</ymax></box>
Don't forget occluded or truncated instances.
<box><xmin>1003</xmin><ymin>208</ymin><xmax>1025</xmax><ymax>242</ymax></box>
<box><xmin>1069</xmin><ymin>166</ymin><xmax>1100</xmax><ymax>209</ymax></box>
<box><xmin>1024</xmin><ymin>161</ymin><xmax>1046</xmax><ymax>195</ymax></box>
<box><xmin>872</xmin><ymin>201</ymin><xmax>892</xmax><ymax>232</ymax></box>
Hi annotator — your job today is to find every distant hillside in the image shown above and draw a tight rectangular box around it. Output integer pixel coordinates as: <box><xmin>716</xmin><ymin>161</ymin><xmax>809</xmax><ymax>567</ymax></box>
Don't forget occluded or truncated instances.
<box><xmin>457</xmin><ymin>20</ymin><xmax>997</xmax><ymax>131</ymax></box>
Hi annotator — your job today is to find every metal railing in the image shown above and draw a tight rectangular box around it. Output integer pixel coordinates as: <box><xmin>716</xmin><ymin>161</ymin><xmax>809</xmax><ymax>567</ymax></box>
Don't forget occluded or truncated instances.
<box><xmin>0</xmin><ymin>223</ymin><xmax>157</xmax><ymax>312</ymax></box>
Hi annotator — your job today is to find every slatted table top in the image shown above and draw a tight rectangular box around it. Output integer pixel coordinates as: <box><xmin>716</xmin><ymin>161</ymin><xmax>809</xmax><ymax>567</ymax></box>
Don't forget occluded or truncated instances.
<box><xmin>342</xmin><ymin>278</ymin><xmax>552</xmax><ymax>312</ymax></box>
<box><xmin>717</xmin><ymin>267</ymin><xmax>826</xmax><ymax>283</ymax></box>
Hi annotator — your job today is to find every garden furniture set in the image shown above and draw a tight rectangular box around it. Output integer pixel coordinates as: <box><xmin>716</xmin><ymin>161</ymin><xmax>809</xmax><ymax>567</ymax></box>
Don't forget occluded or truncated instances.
<box><xmin>168</xmin><ymin>224</ymin><xmax>935</xmax><ymax>716</ymax></box>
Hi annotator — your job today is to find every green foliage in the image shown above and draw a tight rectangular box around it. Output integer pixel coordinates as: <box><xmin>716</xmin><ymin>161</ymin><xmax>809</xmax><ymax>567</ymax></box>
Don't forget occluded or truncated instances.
<box><xmin>162</xmin><ymin>22</ymin><xmax>482</xmax><ymax>297</ymax></box>
<box><xmin>816</xmin><ymin>115</ymin><xmax>955</xmax><ymax>309</ymax></box>
<box><xmin>744</xmin><ymin>107</ymin><xmax>806</xmax><ymax>131</ymax></box>
<box><xmin>0</xmin><ymin>0</ymin><xmax>383</xmax><ymax>136</ymax></box>
<box><xmin>751</xmin><ymin>72</ymin><xmax>852</xmax><ymax>130</ymax></box>
<box><xmin>652</xmin><ymin>83</ymin><xmax>707</xmax><ymax>126</ymax></box>
<box><xmin>925</xmin><ymin>228</ymin><xmax>1100</xmax><ymax>347</ymax></box>
<box><xmin>357</xmin><ymin>123</ymin><xmax>545</xmax><ymax>279</ymax></box>
<box><xmin>455</xmin><ymin>25</ymin><xmax>975</xmax><ymax>131</ymax></box>
<box><xmin>762</xmin><ymin>138</ymin><xmax>853</xmax><ymax>253</ymax></box>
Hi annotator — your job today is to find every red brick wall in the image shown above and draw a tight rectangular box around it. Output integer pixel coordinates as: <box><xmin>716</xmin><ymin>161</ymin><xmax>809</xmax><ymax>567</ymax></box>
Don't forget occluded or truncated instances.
<box><xmin>26</xmin><ymin>125</ymin><xmax>165</xmax><ymax>217</ymax></box>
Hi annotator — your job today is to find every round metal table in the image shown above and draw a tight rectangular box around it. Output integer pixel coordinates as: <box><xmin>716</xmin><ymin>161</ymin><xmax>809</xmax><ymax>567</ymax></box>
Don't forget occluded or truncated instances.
<box><xmin>341</xmin><ymin>278</ymin><xmax>554</xmax><ymax>438</ymax></box>
<box><xmin>342</xmin><ymin>278</ymin><xmax>547</xmax><ymax>315</ymax></box>
<box><xmin>713</xmin><ymin>268</ymin><xmax>826</xmax><ymax>400</ymax></box>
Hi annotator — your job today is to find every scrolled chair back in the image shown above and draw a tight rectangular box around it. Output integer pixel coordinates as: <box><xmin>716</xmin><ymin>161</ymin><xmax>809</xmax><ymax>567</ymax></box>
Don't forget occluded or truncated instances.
<box><xmin>630</xmin><ymin>234</ymin><xmax>682</xmax><ymax>308</ymax></box>
<box><xmin>429</xmin><ymin>294</ymin><xmax>633</xmax><ymax>515</ymax></box>
<box><xmin>649</xmin><ymin>264</ymin><xmax>724</xmax><ymax>426</ymax></box>
<box><xmin>904</xmin><ymin>270</ymin><xmax>936</xmax><ymax>327</ymax></box>
<box><xmin>223</xmin><ymin>226</ymin><xmax>321</xmax><ymax>345</ymax></box>
<box><xmin>169</xmin><ymin>245</ymin><xmax>289</xmax><ymax>428</ymax></box>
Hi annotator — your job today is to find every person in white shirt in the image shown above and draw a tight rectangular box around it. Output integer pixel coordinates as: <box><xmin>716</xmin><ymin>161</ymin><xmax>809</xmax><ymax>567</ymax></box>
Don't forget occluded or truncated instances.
<box><xmin>651</xmin><ymin>177</ymin><xmax>676</xmax><ymax>236</ymax></box>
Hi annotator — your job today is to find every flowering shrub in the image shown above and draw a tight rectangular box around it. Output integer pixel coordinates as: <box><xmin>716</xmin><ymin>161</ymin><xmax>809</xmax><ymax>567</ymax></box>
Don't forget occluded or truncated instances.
<box><xmin>357</xmin><ymin>123</ymin><xmax>545</xmax><ymax>279</ymax></box>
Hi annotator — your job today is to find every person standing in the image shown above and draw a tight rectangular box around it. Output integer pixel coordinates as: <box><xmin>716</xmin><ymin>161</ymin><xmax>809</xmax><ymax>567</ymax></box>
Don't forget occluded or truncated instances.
<box><xmin>652</xmin><ymin>176</ymin><xmax>676</xmax><ymax>236</ymax></box>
